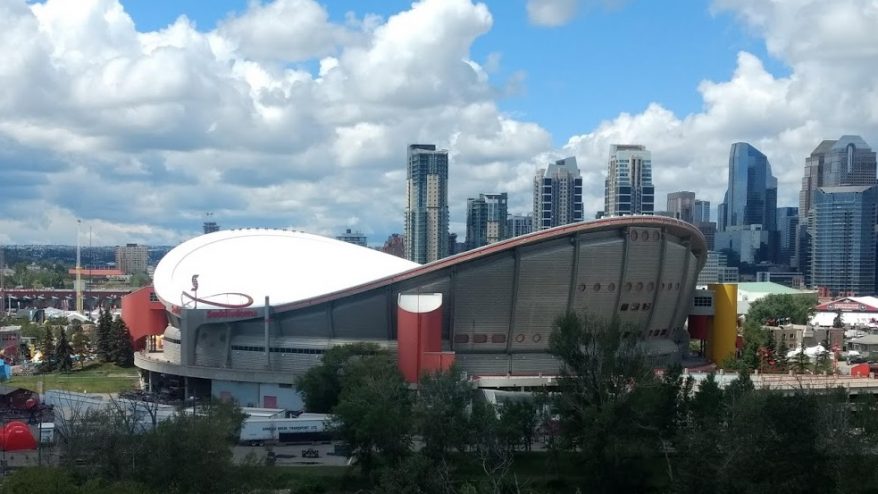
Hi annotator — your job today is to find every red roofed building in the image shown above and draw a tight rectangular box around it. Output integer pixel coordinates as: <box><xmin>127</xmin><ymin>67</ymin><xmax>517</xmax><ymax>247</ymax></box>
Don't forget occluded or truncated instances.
<box><xmin>121</xmin><ymin>286</ymin><xmax>167</xmax><ymax>352</ymax></box>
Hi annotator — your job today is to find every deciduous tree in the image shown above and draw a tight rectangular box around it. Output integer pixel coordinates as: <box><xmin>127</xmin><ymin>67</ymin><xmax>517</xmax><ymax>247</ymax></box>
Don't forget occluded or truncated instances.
<box><xmin>332</xmin><ymin>352</ymin><xmax>412</xmax><ymax>475</ymax></box>
<box><xmin>296</xmin><ymin>342</ymin><xmax>383</xmax><ymax>412</ymax></box>
<box><xmin>547</xmin><ymin>312</ymin><xmax>659</xmax><ymax>491</ymax></box>
<box><xmin>415</xmin><ymin>365</ymin><xmax>472</xmax><ymax>460</ymax></box>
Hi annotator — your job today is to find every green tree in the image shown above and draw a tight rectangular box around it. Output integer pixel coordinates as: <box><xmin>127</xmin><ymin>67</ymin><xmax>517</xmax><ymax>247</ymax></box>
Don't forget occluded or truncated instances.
<box><xmin>673</xmin><ymin>373</ymin><xmax>725</xmax><ymax>493</ymax></box>
<box><xmin>110</xmin><ymin>316</ymin><xmax>134</xmax><ymax>367</ymax></box>
<box><xmin>415</xmin><ymin>365</ymin><xmax>472</xmax><ymax>461</ymax></box>
<box><xmin>833</xmin><ymin>310</ymin><xmax>845</xmax><ymax>328</ymax></box>
<box><xmin>71</xmin><ymin>326</ymin><xmax>91</xmax><ymax>368</ymax></box>
<box><xmin>129</xmin><ymin>272</ymin><xmax>150</xmax><ymax>288</ymax></box>
<box><xmin>497</xmin><ymin>398</ymin><xmax>539</xmax><ymax>452</ymax></box>
<box><xmin>792</xmin><ymin>346</ymin><xmax>809</xmax><ymax>374</ymax></box>
<box><xmin>332</xmin><ymin>351</ymin><xmax>412</xmax><ymax>475</ymax></box>
<box><xmin>776</xmin><ymin>339</ymin><xmax>789</xmax><ymax>372</ymax></box>
<box><xmin>813</xmin><ymin>346</ymin><xmax>831</xmax><ymax>374</ymax></box>
<box><xmin>763</xmin><ymin>333</ymin><xmax>777</xmax><ymax>371</ymax></box>
<box><xmin>547</xmin><ymin>312</ymin><xmax>659</xmax><ymax>492</ymax></box>
<box><xmin>96</xmin><ymin>307</ymin><xmax>113</xmax><ymax>362</ymax></box>
<box><xmin>467</xmin><ymin>399</ymin><xmax>517</xmax><ymax>493</ymax></box>
<box><xmin>39</xmin><ymin>325</ymin><xmax>56</xmax><ymax>372</ymax></box>
<box><xmin>54</xmin><ymin>326</ymin><xmax>74</xmax><ymax>372</ymax></box>
<box><xmin>739</xmin><ymin>319</ymin><xmax>766</xmax><ymax>371</ymax></box>
<box><xmin>747</xmin><ymin>293</ymin><xmax>817</xmax><ymax>326</ymax></box>
<box><xmin>296</xmin><ymin>342</ymin><xmax>383</xmax><ymax>412</ymax></box>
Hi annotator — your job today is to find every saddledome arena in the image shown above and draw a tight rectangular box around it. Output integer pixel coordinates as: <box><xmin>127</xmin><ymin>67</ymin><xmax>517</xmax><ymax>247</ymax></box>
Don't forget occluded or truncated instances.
<box><xmin>132</xmin><ymin>216</ymin><xmax>706</xmax><ymax>409</ymax></box>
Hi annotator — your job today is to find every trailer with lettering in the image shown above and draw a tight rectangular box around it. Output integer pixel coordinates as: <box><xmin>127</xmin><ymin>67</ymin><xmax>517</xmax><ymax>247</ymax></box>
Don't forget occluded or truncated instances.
<box><xmin>239</xmin><ymin>413</ymin><xmax>333</xmax><ymax>445</ymax></box>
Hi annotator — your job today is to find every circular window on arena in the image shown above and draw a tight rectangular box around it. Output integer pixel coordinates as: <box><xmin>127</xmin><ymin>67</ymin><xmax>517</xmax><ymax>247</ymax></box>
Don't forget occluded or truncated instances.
<box><xmin>630</xmin><ymin>230</ymin><xmax>639</xmax><ymax>241</ymax></box>
<box><xmin>647</xmin><ymin>282</ymin><xmax>655</xmax><ymax>292</ymax></box>
<box><xmin>515</xmin><ymin>334</ymin><xmax>526</xmax><ymax>343</ymax></box>
<box><xmin>652</xmin><ymin>231</ymin><xmax>660</xmax><ymax>241</ymax></box>
<box><xmin>675</xmin><ymin>282</ymin><xmax>681</xmax><ymax>290</ymax></box>
<box><xmin>532</xmin><ymin>334</ymin><xmax>542</xmax><ymax>343</ymax></box>
<box><xmin>636</xmin><ymin>282</ymin><xmax>644</xmax><ymax>292</ymax></box>
<box><xmin>624</xmin><ymin>282</ymin><xmax>632</xmax><ymax>292</ymax></box>
<box><xmin>593</xmin><ymin>283</ymin><xmax>601</xmax><ymax>292</ymax></box>
<box><xmin>608</xmin><ymin>283</ymin><xmax>616</xmax><ymax>292</ymax></box>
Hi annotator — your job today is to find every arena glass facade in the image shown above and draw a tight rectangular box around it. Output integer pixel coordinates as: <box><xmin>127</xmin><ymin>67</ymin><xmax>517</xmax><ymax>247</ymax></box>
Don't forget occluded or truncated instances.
<box><xmin>131</xmin><ymin>216</ymin><xmax>707</xmax><ymax>409</ymax></box>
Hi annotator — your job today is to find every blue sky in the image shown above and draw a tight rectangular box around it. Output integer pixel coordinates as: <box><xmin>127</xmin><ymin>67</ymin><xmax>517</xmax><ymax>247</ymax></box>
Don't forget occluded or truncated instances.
<box><xmin>122</xmin><ymin>0</ymin><xmax>786</xmax><ymax>146</ymax></box>
<box><xmin>2</xmin><ymin>0</ymin><xmax>876</xmax><ymax>245</ymax></box>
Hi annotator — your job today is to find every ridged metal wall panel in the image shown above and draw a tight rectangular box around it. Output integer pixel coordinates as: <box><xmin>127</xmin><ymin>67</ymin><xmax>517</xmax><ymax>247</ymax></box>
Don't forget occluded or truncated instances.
<box><xmin>230</xmin><ymin>350</ymin><xmax>265</xmax><ymax>371</ymax></box>
<box><xmin>571</xmin><ymin>235</ymin><xmax>625</xmax><ymax>320</ymax></box>
<box><xmin>617</xmin><ymin>227</ymin><xmax>663</xmax><ymax>331</ymax></box>
<box><xmin>332</xmin><ymin>293</ymin><xmax>388</xmax><ymax>338</ymax></box>
<box><xmin>509</xmin><ymin>353</ymin><xmax>561</xmax><ymax>375</ymax></box>
<box><xmin>270</xmin><ymin>352</ymin><xmax>321</xmax><ymax>373</ymax></box>
<box><xmin>455</xmin><ymin>353</ymin><xmax>510</xmax><ymax>375</ymax></box>
<box><xmin>452</xmin><ymin>255</ymin><xmax>514</xmax><ymax>353</ymax></box>
<box><xmin>510</xmin><ymin>240</ymin><xmax>574</xmax><ymax>351</ymax></box>
<box><xmin>277</xmin><ymin>307</ymin><xmax>331</xmax><ymax>338</ymax></box>
<box><xmin>649</xmin><ymin>241</ymin><xmax>687</xmax><ymax>336</ymax></box>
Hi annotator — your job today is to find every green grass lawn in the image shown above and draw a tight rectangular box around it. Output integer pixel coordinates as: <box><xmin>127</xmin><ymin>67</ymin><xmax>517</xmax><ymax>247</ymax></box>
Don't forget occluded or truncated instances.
<box><xmin>7</xmin><ymin>361</ymin><xmax>140</xmax><ymax>394</ymax></box>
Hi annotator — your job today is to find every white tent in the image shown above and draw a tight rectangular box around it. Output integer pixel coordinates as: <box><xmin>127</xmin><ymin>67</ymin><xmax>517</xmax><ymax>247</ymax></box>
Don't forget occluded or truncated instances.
<box><xmin>786</xmin><ymin>344</ymin><xmax>828</xmax><ymax>359</ymax></box>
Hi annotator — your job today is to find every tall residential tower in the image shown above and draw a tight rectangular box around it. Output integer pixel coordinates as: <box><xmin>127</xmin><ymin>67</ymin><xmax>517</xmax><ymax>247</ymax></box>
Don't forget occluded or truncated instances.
<box><xmin>605</xmin><ymin>145</ymin><xmax>654</xmax><ymax>216</ymax></box>
<box><xmin>533</xmin><ymin>157</ymin><xmax>583</xmax><ymax>230</ymax></box>
<box><xmin>405</xmin><ymin>144</ymin><xmax>449</xmax><ymax>263</ymax></box>
<box><xmin>466</xmin><ymin>193</ymin><xmax>507</xmax><ymax>250</ymax></box>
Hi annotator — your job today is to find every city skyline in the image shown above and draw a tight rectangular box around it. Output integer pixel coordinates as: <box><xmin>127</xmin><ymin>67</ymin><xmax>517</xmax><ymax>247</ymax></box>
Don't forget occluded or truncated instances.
<box><xmin>0</xmin><ymin>0</ymin><xmax>876</xmax><ymax>246</ymax></box>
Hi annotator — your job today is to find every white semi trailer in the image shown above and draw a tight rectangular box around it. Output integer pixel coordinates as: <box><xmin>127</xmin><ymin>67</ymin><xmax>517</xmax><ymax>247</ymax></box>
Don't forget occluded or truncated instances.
<box><xmin>239</xmin><ymin>413</ymin><xmax>333</xmax><ymax>445</ymax></box>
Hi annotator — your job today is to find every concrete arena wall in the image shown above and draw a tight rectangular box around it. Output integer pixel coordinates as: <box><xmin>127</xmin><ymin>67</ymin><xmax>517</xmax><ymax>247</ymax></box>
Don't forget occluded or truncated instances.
<box><xmin>142</xmin><ymin>217</ymin><xmax>706</xmax><ymax>382</ymax></box>
<box><xmin>212</xmin><ymin>380</ymin><xmax>304</xmax><ymax>410</ymax></box>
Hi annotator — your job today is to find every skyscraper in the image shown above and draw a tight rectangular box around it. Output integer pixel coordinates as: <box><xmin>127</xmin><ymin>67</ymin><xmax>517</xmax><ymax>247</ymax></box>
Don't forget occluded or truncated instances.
<box><xmin>507</xmin><ymin>214</ymin><xmax>533</xmax><ymax>238</ymax></box>
<box><xmin>796</xmin><ymin>136</ymin><xmax>877</xmax><ymax>277</ymax></box>
<box><xmin>533</xmin><ymin>157</ymin><xmax>583</xmax><ymax>230</ymax></box>
<box><xmin>483</xmin><ymin>193</ymin><xmax>508</xmax><ymax>243</ymax></box>
<box><xmin>465</xmin><ymin>197</ymin><xmax>488</xmax><ymax>251</ymax></box>
<box><xmin>693</xmin><ymin>200</ymin><xmax>711</xmax><ymax>223</ymax></box>
<box><xmin>775</xmin><ymin>207</ymin><xmax>799</xmax><ymax>268</ymax></box>
<box><xmin>716</xmin><ymin>143</ymin><xmax>778</xmax><ymax>264</ymax></box>
<box><xmin>405</xmin><ymin>144</ymin><xmax>449</xmax><ymax>263</ymax></box>
<box><xmin>336</xmin><ymin>229</ymin><xmax>367</xmax><ymax>247</ymax></box>
<box><xmin>605</xmin><ymin>145</ymin><xmax>654</xmax><ymax>216</ymax></box>
<box><xmin>466</xmin><ymin>193</ymin><xmax>508</xmax><ymax>250</ymax></box>
<box><xmin>811</xmin><ymin>186</ymin><xmax>878</xmax><ymax>295</ymax></box>
<box><xmin>666</xmin><ymin>191</ymin><xmax>696</xmax><ymax>223</ymax></box>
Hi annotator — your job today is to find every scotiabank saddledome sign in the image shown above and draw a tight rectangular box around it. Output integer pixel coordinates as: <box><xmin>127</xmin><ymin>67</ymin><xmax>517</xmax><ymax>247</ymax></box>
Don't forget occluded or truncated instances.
<box><xmin>206</xmin><ymin>309</ymin><xmax>259</xmax><ymax>320</ymax></box>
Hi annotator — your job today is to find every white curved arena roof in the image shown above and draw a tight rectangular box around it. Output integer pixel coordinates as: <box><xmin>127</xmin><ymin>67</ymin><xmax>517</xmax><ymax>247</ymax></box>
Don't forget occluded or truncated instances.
<box><xmin>153</xmin><ymin>229</ymin><xmax>419</xmax><ymax>309</ymax></box>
